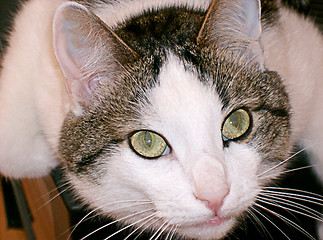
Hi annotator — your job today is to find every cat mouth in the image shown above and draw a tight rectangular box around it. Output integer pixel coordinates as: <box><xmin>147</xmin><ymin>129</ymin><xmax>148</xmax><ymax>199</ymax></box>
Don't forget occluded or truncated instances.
<box><xmin>184</xmin><ymin>215</ymin><xmax>230</xmax><ymax>228</ymax></box>
<box><xmin>206</xmin><ymin>216</ymin><xmax>226</xmax><ymax>225</ymax></box>
<box><xmin>177</xmin><ymin>216</ymin><xmax>235</xmax><ymax>239</ymax></box>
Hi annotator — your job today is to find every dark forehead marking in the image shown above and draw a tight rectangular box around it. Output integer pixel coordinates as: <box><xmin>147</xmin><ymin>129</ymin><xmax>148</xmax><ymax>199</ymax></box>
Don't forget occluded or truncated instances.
<box><xmin>114</xmin><ymin>7</ymin><xmax>205</xmax><ymax>63</ymax></box>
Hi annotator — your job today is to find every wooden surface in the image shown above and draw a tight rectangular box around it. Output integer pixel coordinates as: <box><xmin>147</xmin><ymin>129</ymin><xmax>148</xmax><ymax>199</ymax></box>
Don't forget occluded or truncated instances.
<box><xmin>0</xmin><ymin>176</ymin><xmax>70</xmax><ymax>240</ymax></box>
<box><xmin>0</xmin><ymin>179</ymin><xmax>27</xmax><ymax>240</ymax></box>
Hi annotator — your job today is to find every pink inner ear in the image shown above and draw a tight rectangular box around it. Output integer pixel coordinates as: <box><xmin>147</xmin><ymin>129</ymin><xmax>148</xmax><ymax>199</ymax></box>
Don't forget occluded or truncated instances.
<box><xmin>53</xmin><ymin>2</ymin><xmax>134</xmax><ymax>107</ymax></box>
<box><xmin>53</xmin><ymin>11</ymin><xmax>82</xmax><ymax>82</ymax></box>
<box><xmin>86</xmin><ymin>74</ymin><xmax>106</xmax><ymax>96</ymax></box>
<box><xmin>53</xmin><ymin>3</ymin><xmax>103</xmax><ymax>106</ymax></box>
<box><xmin>88</xmin><ymin>75</ymin><xmax>100</xmax><ymax>94</ymax></box>
<box><xmin>243</xmin><ymin>0</ymin><xmax>261</xmax><ymax>40</ymax></box>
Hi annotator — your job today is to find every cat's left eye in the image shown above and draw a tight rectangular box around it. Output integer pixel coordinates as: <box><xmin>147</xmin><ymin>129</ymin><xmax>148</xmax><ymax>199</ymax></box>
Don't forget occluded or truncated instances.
<box><xmin>222</xmin><ymin>108</ymin><xmax>251</xmax><ymax>141</ymax></box>
<box><xmin>130</xmin><ymin>130</ymin><xmax>170</xmax><ymax>158</ymax></box>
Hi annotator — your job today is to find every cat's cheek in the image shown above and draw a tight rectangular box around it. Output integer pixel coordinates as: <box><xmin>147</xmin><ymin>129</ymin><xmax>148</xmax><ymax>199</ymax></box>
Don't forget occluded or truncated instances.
<box><xmin>220</xmin><ymin>143</ymin><xmax>262</xmax><ymax>217</ymax></box>
<box><xmin>64</xmin><ymin>152</ymin><xmax>155</xmax><ymax>217</ymax></box>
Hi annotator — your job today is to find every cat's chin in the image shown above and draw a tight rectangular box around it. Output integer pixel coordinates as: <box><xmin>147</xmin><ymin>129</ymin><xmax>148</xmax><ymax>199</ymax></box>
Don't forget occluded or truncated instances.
<box><xmin>176</xmin><ymin>217</ymin><xmax>236</xmax><ymax>240</ymax></box>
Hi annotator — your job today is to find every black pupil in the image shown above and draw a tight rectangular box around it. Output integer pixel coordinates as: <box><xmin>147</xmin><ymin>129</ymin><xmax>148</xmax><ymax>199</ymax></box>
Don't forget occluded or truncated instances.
<box><xmin>144</xmin><ymin>131</ymin><xmax>152</xmax><ymax>147</ymax></box>
<box><xmin>230</xmin><ymin>112</ymin><xmax>239</xmax><ymax>129</ymax></box>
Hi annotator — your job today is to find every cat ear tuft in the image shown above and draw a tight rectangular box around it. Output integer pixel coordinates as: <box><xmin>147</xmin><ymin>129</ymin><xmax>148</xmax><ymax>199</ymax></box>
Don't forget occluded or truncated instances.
<box><xmin>53</xmin><ymin>2</ymin><xmax>136</xmax><ymax>110</ymax></box>
<box><xmin>198</xmin><ymin>0</ymin><xmax>264</xmax><ymax>69</ymax></box>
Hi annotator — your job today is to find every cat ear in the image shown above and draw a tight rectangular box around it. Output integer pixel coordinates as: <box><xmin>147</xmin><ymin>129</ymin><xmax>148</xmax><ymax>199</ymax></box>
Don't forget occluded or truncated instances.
<box><xmin>198</xmin><ymin>0</ymin><xmax>264</xmax><ymax>69</ymax></box>
<box><xmin>53</xmin><ymin>2</ymin><xmax>136</xmax><ymax>109</ymax></box>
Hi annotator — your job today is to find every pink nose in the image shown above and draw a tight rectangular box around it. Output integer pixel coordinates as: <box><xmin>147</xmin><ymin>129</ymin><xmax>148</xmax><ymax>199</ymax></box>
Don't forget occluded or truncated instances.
<box><xmin>195</xmin><ymin>183</ymin><xmax>230</xmax><ymax>214</ymax></box>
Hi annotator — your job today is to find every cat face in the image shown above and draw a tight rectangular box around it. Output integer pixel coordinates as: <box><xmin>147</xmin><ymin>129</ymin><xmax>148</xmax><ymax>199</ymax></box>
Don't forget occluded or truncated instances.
<box><xmin>55</xmin><ymin>1</ymin><xmax>291</xmax><ymax>239</ymax></box>
<box><xmin>60</xmin><ymin>52</ymin><xmax>290</xmax><ymax>239</ymax></box>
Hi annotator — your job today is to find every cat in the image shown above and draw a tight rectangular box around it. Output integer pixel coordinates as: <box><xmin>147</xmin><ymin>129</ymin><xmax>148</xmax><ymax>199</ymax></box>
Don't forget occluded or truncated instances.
<box><xmin>0</xmin><ymin>0</ymin><xmax>322</xmax><ymax>239</ymax></box>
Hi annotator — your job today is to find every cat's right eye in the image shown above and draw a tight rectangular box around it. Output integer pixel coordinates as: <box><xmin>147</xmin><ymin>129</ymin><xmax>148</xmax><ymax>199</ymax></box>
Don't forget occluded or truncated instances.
<box><xmin>129</xmin><ymin>130</ymin><xmax>170</xmax><ymax>159</ymax></box>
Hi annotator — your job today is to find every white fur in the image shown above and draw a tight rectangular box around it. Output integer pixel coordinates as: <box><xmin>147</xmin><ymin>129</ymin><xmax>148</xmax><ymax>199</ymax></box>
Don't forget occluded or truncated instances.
<box><xmin>261</xmin><ymin>8</ymin><xmax>323</xmax><ymax>180</ymax></box>
<box><xmin>0</xmin><ymin>0</ymin><xmax>67</xmax><ymax>177</ymax></box>
<box><xmin>261</xmin><ymin>11</ymin><xmax>323</xmax><ymax>238</ymax></box>
<box><xmin>68</xmin><ymin>54</ymin><xmax>262</xmax><ymax>239</ymax></box>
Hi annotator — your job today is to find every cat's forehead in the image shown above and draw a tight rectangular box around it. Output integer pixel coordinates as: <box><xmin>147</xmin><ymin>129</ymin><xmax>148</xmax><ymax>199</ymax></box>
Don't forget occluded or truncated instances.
<box><xmin>143</xmin><ymin>52</ymin><xmax>224</xmax><ymax>148</ymax></box>
<box><xmin>150</xmin><ymin>53</ymin><xmax>221</xmax><ymax>118</ymax></box>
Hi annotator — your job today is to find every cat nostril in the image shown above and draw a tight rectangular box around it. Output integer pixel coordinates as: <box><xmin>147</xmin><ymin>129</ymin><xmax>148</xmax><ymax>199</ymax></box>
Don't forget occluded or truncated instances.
<box><xmin>195</xmin><ymin>186</ymin><xmax>230</xmax><ymax>215</ymax></box>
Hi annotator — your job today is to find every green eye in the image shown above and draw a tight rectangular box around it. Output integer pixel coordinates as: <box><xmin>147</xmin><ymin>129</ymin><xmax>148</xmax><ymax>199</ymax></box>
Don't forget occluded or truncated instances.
<box><xmin>130</xmin><ymin>131</ymin><xmax>169</xmax><ymax>158</ymax></box>
<box><xmin>222</xmin><ymin>109</ymin><xmax>251</xmax><ymax>141</ymax></box>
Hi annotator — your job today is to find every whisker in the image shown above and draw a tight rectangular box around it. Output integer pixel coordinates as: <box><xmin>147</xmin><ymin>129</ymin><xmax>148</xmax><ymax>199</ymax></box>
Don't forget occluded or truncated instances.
<box><xmin>280</xmin><ymin>164</ymin><xmax>322</xmax><ymax>175</ymax></box>
<box><xmin>168</xmin><ymin>224</ymin><xmax>178</xmax><ymax>240</ymax></box>
<box><xmin>37</xmin><ymin>180</ymin><xmax>71</xmax><ymax>201</ymax></box>
<box><xmin>68</xmin><ymin>200</ymin><xmax>153</xmax><ymax>240</ymax></box>
<box><xmin>80</xmin><ymin>207</ymin><xmax>155</xmax><ymax>240</ymax></box>
<box><xmin>255</xmin><ymin>202</ymin><xmax>316</xmax><ymax>240</ymax></box>
<box><xmin>262</xmin><ymin>164</ymin><xmax>321</xmax><ymax>179</ymax></box>
<box><xmin>103</xmin><ymin>212</ymin><xmax>158</xmax><ymax>240</ymax></box>
<box><xmin>247</xmin><ymin>207</ymin><xmax>273</xmax><ymax>239</ymax></box>
<box><xmin>258</xmin><ymin>148</ymin><xmax>309</xmax><ymax>178</ymax></box>
<box><xmin>164</xmin><ymin>224</ymin><xmax>176</xmax><ymax>240</ymax></box>
<box><xmin>261</xmin><ymin>190</ymin><xmax>323</xmax><ymax>211</ymax></box>
<box><xmin>251</xmin><ymin>205</ymin><xmax>290</xmax><ymax>239</ymax></box>
<box><xmin>149</xmin><ymin>221</ymin><xmax>167</xmax><ymax>240</ymax></box>
<box><xmin>231</xmin><ymin>53</ymin><xmax>259</xmax><ymax>82</ymax></box>
<box><xmin>31</xmin><ymin>185</ymin><xmax>73</xmax><ymax>215</ymax></box>
<box><xmin>257</xmin><ymin>195</ymin><xmax>322</xmax><ymax>222</ymax></box>
<box><xmin>149</xmin><ymin>219</ymin><xmax>169</xmax><ymax>240</ymax></box>
<box><xmin>112</xmin><ymin>55</ymin><xmax>149</xmax><ymax>99</ymax></box>
<box><xmin>67</xmin><ymin>212</ymin><xmax>97</xmax><ymax>240</ymax></box>
<box><xmin>157</xmin><ymin>221</ymin><xmax>173</xmax><ymax>240</ymax></box>
<box><xmin>124</xmin><ymin>214</ymin><xmax>157</xmax><ymax>240</ymax></box>
<box><xmin>262</xmin><ymin>187</ymin><xmax>323</xmax><ymax>204</ymax></box>
<box><xmin>259</xmin><ymin>192</ymin><xmax>322</xmax><ymax>219</ymax></box>
<box><xmin>133</xmin><ymin>218</ymin><xmax>160</xmax><ymax>240</ymax></box>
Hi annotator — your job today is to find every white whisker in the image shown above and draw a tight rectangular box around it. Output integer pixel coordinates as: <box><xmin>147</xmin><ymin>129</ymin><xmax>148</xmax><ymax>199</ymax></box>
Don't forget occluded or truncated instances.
<box><xmin>31</xmin><ymin>185</ymin><xmax>73</xmax><ymax>215</ymax></box>
<box><xmin>68</xmin><ymin>200</ymin><xmax>153</xmax><ymax>240</ymax></box>
<box><xmin>80</xmin><ymin>207</ymin><xmax>155</xmax><ymax>240</ymax></box>
<box><xmin>262</xmin><ymin>187</ymin><xmax>323</xmax><ymax>204</ymax></box>
<box><xmin>133</xmin><ymin>218</ymin><xmax>160</xmax><ymax>240</ymax></box>
<box><xmin>257</xmin><ymin>195</ymin><xmax>322</xmax><ymax>222</ymax></box>
<box><xmin>37</xmin><ymin>180</ymin><xmax>71</xmax><ymax>201</ymax></box>
<box><xmin>261</xmin><ymin>190</ymin><xmax>323</xmax><ymax>210</ymax></box>
<box><xmin>103</xmin><ymin>212</ymin><xmax>158</xmax><ymax>240</ymax></box>
<box><xmin>281</xmin><ymin>165</ymin><xmax>321</xmax><ymax>175</ymax></box>
<box><xmin>258</xmin><ymin>147</ymin><xmax>309</xmax><ymax>178</ymax></box>
<box><xmin>156</xmin><ymin>222</ymin><xmax>172</xmax><ymax>240</ymax></box>
<box><xmin>149</xmin><ymin>219</ymin><xmax>169</xmax><ymax>240</ymax></box>
<box><xmin>259</xmin><ymin>192</ymin><xmax>322</xmax><ymax>219</ymax></box>
<box><xmin>157</xmin><ymin>221</ymin><xmax>173</xmax><ymax>240</ymax></box>
<box><xmin>168</xmin><ymin>224</ymin><xmax>178</xmax><ymax>240</ymax></box>
<box><xmin>247</xmin><ymin>207</ymin><xmax>272</xmax><ymax>239</ymax></box>
<box><xmin>251</xmin><ymin>205</ymin><xmax>290</xmax><ymax>239</ymax></box>
<box><xmin>262</xmin><ymin>164</ymin><xmax>321</xmax><ymax>179</ymax></box>
<box><xmin>112</xmin><ymin>55</ymin><xmax>150</xmax><ymax>102</ymax></box>
<box><xmin>255</xmin><ymin>202</ymin><xmax>316</xmax><ymax>240</ymax></box>
<box><xmin>124</xmin><ymin>213</ymin><xmax>158</xmax><ymax>240</ymax></box>
<box><xmin>164</xmin><ymin>224</ymin><xmax>176</xmax><ymax>240</ymax></box>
